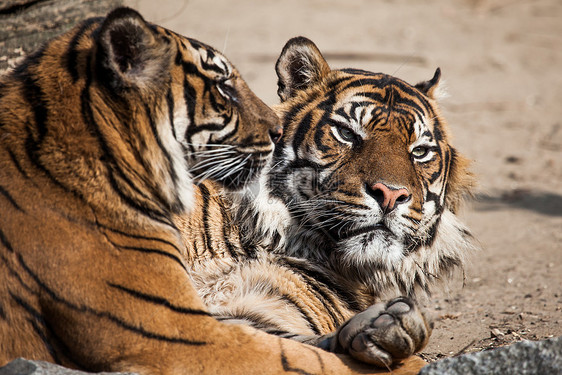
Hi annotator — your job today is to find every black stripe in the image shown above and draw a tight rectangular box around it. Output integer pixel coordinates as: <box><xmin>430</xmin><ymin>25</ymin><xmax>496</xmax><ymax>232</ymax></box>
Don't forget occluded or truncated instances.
<box><xmin>14</xmin><ymin>65</ymin><xmax>89</xmax><ymax>203</ymax></box>
<box><xmin>18</xmin><ymin>68</ymin><xmax>48</xmax><ymax>144</ymax></box>
<box><xmin>204</xmin><ymin>79</ymin><xmax>221</xmax><ymax>112</ymax></box>
<box><xmin>288</xmin><ymin>157</ymin><xmax>334</xmax><ymax>172</ymax></box>
<box><xmin>216</xmin><ymin>312</ymin><xmax>282</xmax><ymax>333</ymax></box>
<box><xmin>0</xmin><ymin>256</ymin><xmax>75</xmax><ymax>364</ymax></box>
<box><xmin>182</xmin><ymin>76</ymin><xmax>197</xmax><ymax>146</ymax></box>
<box><xmin>267</xmin><ymin>330</ymin><xmax>295</xmax><ymax>338</ymax></box>
<box><xmin>174</xmin><ymin>45</ymin><xmax>183</xmax><ymax>66</ymax></box>
<box><xmin>198</xmin><ymin>183</ymin><xmax>216</xmax><ymax>257</ymax></box>
<box><xmin>18</xmin><ymin>67</ymin><xmax>72</xmax><ymax>192</ymax></box>
<box><xmin>320</xmin><ymin>153</ymin><xmax>339</xmax><ymax>159</ymax></box>
<box><xmin>279</xmin><ymin>338</ymin><xmax>316</xmax><ymax>375</ymax></box>
<box><xmin>166</xmin><ymin>88</ymin><xmax>177</xmax><ymax>139</ymax></box>
<box><xmin>274</xmin><ymin>103</ymin><xmax>302</xmax><ymax>159</ymax></box>
<box><xmin>292</xmin><ymin>111</ymin><xmax>313</xmax><ymax>154</ymax></box>
<box><xmin>281</xmin><ymin>258</ymin><xmax>361</xmax><ymax>312</ymax></box>
<box><xmin>410</xmin><ymin>206</ymin><xmax>423</xmax><ymax>214</ymax></box>
<box><xmin>357</xmin><ymin>91</ymin><xmax>427</xmax><ymax>120</ymax></box>
<box><xmin>342</xmin><ymin>74</ymin><xmax>429</xmax><ymax>104</ymax></box>
<box><xmin>100</xmin><ymin>225</ymin><xmax>183</xmax><ymax>256</ymax></box>
<box><xmin>66</xmin><ymin>18</ymin><xmax>101</xmax><ymax>82</ymax></box>
<box><xmin>186</xmin><ymin>38</ymin><xmax>214</xmax><ymax>57</ymax></box>
<box><xmin>0</xmin><ymin>227</ymin><xmax>15</xmax><ymax>252</ymax></box>
<box><xmin>270</xmin><ymin>286</ymin><xmax>322</xmax><ymax>336</ymax></box>
<box><xmin>433</xmin><ymin>116</ymin><xmax>445</xmax><ymax>142</ymax></box>
<box><xmin>198</xmin><ymin>52</ymin><xmax>228</xmax><ymax>75</ymax></box>
<box><xmin>339</xmin><ymin>68</ymin><xmax>379</xmax><ymax>77</ymax></box>
<box><xmin>113</xmin><ymin>111</ymin><xmax>170</xmax><ymax>212</ymax></box>
<box><xmin>81</xmin><ymin>58</ymin><xmax>173</xmax><ymax>227</ymax></box>
<box><xmin>188</xmin><ymin>121</ymin><xmax>228</xmax><ymax>136</ymax></box>
<box><xmin>441</xmin><ymin>147</ymin><xmax>453</xmax><ymax>193</ymax></box>
<box><xmin>288</xmin><ymin>272</ymin><xmax>346</xmax><ymax>328</ymax></box>
<box><xmin>108</xmin><ymin>283</ymin><xmax>210</xmax><ymax>316</ymax></box>
<box><xmin>10</xmin><ymin>292</ymin><xmax>62</xmax><ymax>364</ymax></box>
<box><xmin>336</xmin><ymin>189</ymin><xmax>362</xmax><ymax>198</ymax></box>
<box><xmin>314</xmin><ymin>121</ymin><xmax>330</xmax><ymax>152</ymax></box>
<box><xmin>426</xmin><ymin>191</ymin><xmax>440</xmax><ymax>203</ymax></box>
<box><xmin>108</xmin><ymin>169</ymin><xmax>173</xmax><ymax>227</ymax></box>
<box><xmin>218</xmin><ymin>197</ymin><xmax>240</xmax><ymax>259</ymax></box>
<box><xmin>143</xmin><ymin>102</ymin><xmax>182</xmax><ymax>213</ymax></box>
<box><xmin>113</xmin><ymin>244</ymin><xmax>186</xmax><ymax>271</ymax></box>
<box><xmin>0</xmin><ymin>251</ymin><xmax>35</xmax><ymax>292</ymax></box>
<box><xmin>0</xmin><ymin>0</ymin><xmax>42</xmax><ymax>15</ymax></box>
<box><xmin>0</xmin><ymin>185</ymin><xmax>24</xmax><ymax>212</ymax></box>
<box><xmin>403</xmin><ymin>214</ymin><xmax>421</xmax><ymax>225</ymax></box>
<box><xmin>24</xmin><ymin>124</ymin><xmax>67</xmax><ymax>192</ymax></box>
<box><xmin>7</xmin><ymin>148</ymin><xmax>31</xmax><ymax>180</ymax></box>
<box><xmin>16</xmin><ymin>253</ymin><xmax>207</xmax><ymax>345</ymax></box>
<box><xmin>213</xmin><ymin>115</ymin><xmax>238</xmax><ymax>144</ymax></box>
<box><xmin>329</xmin><ymin>199</ymin><xmax>371</xmax><ymax>211</ymax></box>
<box><xmin>422</xmin><ymin>217</ymin><xmax>442</xmax><ymax>250</ymax></box>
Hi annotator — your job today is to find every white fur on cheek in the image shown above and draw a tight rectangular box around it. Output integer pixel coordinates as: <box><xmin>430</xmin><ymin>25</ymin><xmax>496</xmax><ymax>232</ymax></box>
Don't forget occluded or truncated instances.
<box><xmin>157</xmin><ymin>117</ymin><xmax>195</xmax><ymax>212</ymax></box>
<box><xmin>250</xmin><ymin>172</ymin><xmax>292</xmax><ymax>244</ymax></box>
<box><xmin>173</xmin><ymin>100</ymin><xmax>190</xmax><ymax>144</ymax></box>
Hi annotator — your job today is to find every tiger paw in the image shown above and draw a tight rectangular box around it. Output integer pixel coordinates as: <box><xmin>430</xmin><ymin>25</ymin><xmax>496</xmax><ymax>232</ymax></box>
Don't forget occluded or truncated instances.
<box><xmin>335</xmin><ymin>297</ymin><xmax>432</xmax><ymax>367</ymax></box>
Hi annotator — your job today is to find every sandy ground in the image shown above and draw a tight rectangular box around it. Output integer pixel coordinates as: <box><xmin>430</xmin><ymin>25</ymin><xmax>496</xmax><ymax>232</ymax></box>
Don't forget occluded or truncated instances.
<box><xmin>121</xmin><ymin>0</ymin><xmax>562</xmax><ymax>360</ymax></box>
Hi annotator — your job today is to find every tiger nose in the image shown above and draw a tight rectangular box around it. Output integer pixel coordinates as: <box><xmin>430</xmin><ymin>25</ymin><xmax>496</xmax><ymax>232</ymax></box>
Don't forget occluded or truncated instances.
<box><xmin>269</xmin><ymin>126</ymin><xmax>283</xmax><ymax>143</ymax></box>
<box><xmin>368</xmin><ymin>183</ymin><xmax>411</xmax><ymax>212</ymax></box>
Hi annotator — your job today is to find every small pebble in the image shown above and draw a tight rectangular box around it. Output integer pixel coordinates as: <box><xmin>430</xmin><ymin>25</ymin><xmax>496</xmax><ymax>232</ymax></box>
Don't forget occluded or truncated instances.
<box><xmin>491</xmin><ymin>328</ymin><xmax>504</xmax><ymax>338</ymax></box>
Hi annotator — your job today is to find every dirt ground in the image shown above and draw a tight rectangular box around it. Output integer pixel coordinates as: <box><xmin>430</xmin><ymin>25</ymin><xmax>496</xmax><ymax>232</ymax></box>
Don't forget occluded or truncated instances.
<box><xmin>123</xmin><ymin>0</ymin><xmax>562</xmax><ymax>361</ymax></box>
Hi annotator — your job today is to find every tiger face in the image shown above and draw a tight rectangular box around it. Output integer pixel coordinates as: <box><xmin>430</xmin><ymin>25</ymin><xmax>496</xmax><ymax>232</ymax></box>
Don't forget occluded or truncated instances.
<box><xmin>95</xmin><ymin>9</ymin><xmax>279</xmax><ymax>192</ymax></box>
<box><xmin>266</xmin><ymin>37</ymin><xmax>474</xmax><ymax>276</ymax></box>
<box><xmin>163</xmin><ymin>37</ymin><xmax>281</xmax><ymax>188</ymax></box>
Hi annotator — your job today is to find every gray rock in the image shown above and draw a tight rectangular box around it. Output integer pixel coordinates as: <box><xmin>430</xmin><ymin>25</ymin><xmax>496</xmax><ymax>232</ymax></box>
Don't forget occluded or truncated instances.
<box><xmin>420</xmin><ymin>336</ymin><xmax>562</xmax><ymax>375</ymax></box>
<box><xmin>0</xmin><ymin>359</ymin><xmax>136</xmax><ymax>375</ymax></box>
<box><xmin>0</xmin><ymin>0</ymin><xmax>123</xmax><ymax>74</ymax></box>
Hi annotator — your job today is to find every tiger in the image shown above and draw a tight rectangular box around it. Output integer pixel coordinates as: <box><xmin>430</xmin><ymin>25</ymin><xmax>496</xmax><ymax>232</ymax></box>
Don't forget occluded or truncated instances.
<box><xmin>175</xmin><ymin>36</ymin><xmax>476</xmax><ymax>368</ymax></box>
<box><xmin>0</xmin><ymin>8</ymin><xmax>381</xmax><ymax>375</ymax></box>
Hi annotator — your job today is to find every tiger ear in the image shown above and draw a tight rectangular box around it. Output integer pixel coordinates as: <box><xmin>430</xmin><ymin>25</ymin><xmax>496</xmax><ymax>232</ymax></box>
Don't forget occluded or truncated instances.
<box><xmin>415</xmin><ymin>68</ymin><xmax>442</xmax><ymax>99</ymax></box>
<box><xmin>96</xmin><ymin>7</ymin><xmax>173</xmax><ymax>91</ymax></box>
<box><xmin>275</xmin><ymin>37</ymin><xmax>331</xmax><ymax>102</ymax></box>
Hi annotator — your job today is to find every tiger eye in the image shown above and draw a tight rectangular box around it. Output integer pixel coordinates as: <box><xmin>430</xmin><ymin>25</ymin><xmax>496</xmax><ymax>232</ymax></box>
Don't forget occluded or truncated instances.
<box><xmin>412</xmin><ymin>146</ymin><xmax>429</xmax><ymax>159</ymax></box>
<box><xmin>337</xmin><ymin>126</ymin><xmax>355</xmax><ymax>143</ymax></box>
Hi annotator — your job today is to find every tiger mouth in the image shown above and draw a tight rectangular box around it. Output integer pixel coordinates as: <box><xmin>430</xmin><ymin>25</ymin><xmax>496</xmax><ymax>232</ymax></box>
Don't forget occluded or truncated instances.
<box><xmin>336</xmin><ymin>223</ymin><xmax>393</xmax><ymax>241</ymax></box>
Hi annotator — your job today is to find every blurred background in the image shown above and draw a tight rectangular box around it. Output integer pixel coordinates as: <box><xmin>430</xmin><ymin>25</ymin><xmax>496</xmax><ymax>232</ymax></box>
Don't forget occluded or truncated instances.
<box><xmin>1</xmin><ymin>0</ymin><xmax>560</xmax><ymax>361</ymax></box>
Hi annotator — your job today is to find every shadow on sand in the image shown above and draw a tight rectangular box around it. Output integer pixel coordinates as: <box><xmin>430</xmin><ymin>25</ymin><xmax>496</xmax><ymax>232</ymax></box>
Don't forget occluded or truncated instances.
<box><xmin>473</xmin><ymin>189</ymin><xmax>562</xmax><ymax>217</ymax></box>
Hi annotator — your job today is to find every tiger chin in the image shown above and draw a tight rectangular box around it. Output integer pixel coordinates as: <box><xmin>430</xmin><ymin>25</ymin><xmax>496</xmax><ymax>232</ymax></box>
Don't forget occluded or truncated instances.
<box><xmin>187</xmin><ymin>37</ymin><xmax>477</xmax><ymax>368</ymax></box>
<box><xmin>0</xmin><ymin>9</ymin><xmax>379</xmax><ymax>375</ymax></box>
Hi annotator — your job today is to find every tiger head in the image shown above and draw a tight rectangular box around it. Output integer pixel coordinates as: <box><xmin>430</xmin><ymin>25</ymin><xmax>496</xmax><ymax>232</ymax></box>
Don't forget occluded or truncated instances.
<box><xmin>0</xmin><ymin>7</ymin><xmax>279</xmax><ymax>227</ymax></box>
<box><xmin>94</xmin><ymin>8</ymin><xmax>280</xmax><ymax>192</ymax></box>
<box><xmin>248</xmin><ymin>37</ymin><xmax>476</xmax><ymax>294</ymax></box>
